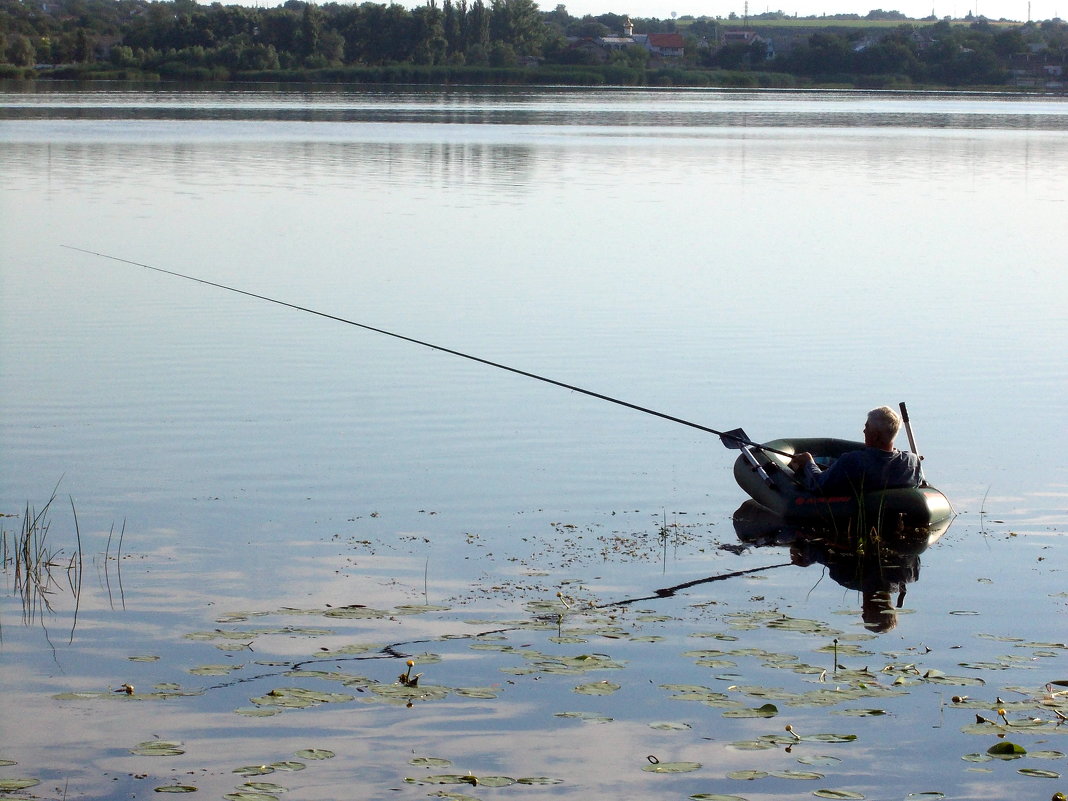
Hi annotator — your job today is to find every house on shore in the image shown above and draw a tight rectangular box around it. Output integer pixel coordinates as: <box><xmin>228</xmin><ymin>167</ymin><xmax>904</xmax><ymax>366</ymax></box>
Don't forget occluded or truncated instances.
<box><xmin>568</xmin><ymin>17</ymin><xmax>687</xmax><ymax>62</ymax></box>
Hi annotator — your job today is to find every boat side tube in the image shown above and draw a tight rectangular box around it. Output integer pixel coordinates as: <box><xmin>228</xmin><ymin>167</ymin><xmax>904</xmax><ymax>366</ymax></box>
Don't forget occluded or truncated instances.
<box><xmin>733</xmin><ymin>438</ymin><xmax>954</xmax><ymax>528</ymax></box>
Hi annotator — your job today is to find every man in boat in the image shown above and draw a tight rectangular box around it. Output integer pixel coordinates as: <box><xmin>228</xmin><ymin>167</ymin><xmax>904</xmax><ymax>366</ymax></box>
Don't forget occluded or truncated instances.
<box><xmin>789</xmin><ymin>406</ymin><xmax>923</xmax><ymax>495</ymax></box>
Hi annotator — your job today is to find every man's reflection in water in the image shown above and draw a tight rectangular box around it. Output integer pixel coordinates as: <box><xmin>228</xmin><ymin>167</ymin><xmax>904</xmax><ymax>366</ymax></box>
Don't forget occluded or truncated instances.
<box><xmin>733</xmin><ymin>500</ymin><xmax>950</xmax><ymax>633</ymax></box>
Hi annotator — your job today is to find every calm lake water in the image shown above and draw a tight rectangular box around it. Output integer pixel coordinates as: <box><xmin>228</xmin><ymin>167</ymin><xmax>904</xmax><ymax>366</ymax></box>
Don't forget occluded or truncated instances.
<box><xmin>1</xmin><ymin>84</ymin><xmax>1067</xmax><ymax>801</ymax></box>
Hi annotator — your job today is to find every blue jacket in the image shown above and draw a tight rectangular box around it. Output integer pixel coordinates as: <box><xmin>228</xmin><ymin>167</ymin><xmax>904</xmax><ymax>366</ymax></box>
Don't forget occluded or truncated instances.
<box><xmin>800</xmin><ymin>447</ymin><xmax>923</xmax><ymax>495</ymax></box>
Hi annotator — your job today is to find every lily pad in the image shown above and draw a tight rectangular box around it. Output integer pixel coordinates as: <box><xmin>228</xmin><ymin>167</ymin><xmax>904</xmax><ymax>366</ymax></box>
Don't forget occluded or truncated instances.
<box><xmin>689</xmin><ymin>795</ymin><xmax>748</xmax><ymax>801</ymax></box>
<box><xmin>408</xmin><ymin>774</ymin><xmax>475</xmax><ymax>785</ymax></box>
<box><xmin>772</xmin><ymin>771</ymin><xmax>824</xmax><ymax>780</ymax></box>
<box><xmin>728</xmin><ymin>770</ymin><xmax>768</xmax><ymax>780</ymax></box>
<box><xmin>293</xmin><ymin>749</ymin><xmax>333</xmax><ymax>760</ymax></box>
<box><xmin>131</xmin><ymin>740</ymin><xmax>185</xmax><ymax>756</ymax></box>
<box><xmin>813</xmin><ymin>790</ymin><xmax>865</xmax><ymax>799</ymax></box>
<box><xmin>452</xmin><ymin>687</ymin><xmax>499</xmax><ymax>698</ymax></box>
<box><xmin>642</xmin><ymin>761</ymin><xmax>702</xmax><ymax>773</ymax></box>
<box><xmin>241</xmin><ymin>783</ymin><xmax>288</xmax><ymax>793</ymax></box>
<box><xmin>154</xmin><ymin>786</ymin><xmax>199</xmax><ymax>793</ymax></box>
<box><xmin>723</xmin><ymin>704</ymin><xmax>778</xmax><ymax>719</ymax></box>
<box><xmin>474</xmin><ymin>776</ymin><xmax>517</xmax><ymax>787</ymax></box>
<box><xmin>987</xmin><ymin>742</ymin><xmax>1026</xmax><ymax>757</ymax></box>
<box><xmin>728</xmin><ymin>740</ymin><xmax>777</xmax><ymax>751</ymax></box>
<box><xmin>251</xmin><ymin>688</ymin><xmax>354</xmax><ymax>709</ymax></box>
<box><xmin>804</xmin><ymin>734</ymin><xmax>858</xmax><ymax>743</ymax></box>
<box><xmin>0</xmin><ymin>779</ymin><xmax>41</xmax><ymax>791</ymax></box>
<box><xmin>797</xmin><ymin>755</ymin><xmax>842</xmax><ymax>766</ymax></box>
<box><xmin>1017</xmin><ymin>768</ymin><xmax>1059</xmax><ymax>778</ymax></box>
<box><xmin>233</xmin><ymin>767</ymin><xmax>275</xmax><ymax>777</ymax></box>
<box><xmin>189</xmin><ymin>665</ymin><xmax>242</xmax><ymax>676</ymax></box>
<box><xmin>554</xmin><ymin>711</ymin><xmax>613</xmax><ymax>723</ymax></box>
<box><xmin>573</xmin><ymin>681</ymin><xmax>620</xmax><ymax>695</ymax></box>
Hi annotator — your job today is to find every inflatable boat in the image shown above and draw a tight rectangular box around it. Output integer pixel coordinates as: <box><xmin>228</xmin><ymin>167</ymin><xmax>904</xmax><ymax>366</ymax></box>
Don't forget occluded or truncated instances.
<box><xmin>732</xmin><ymin>437</ymin><xmax>954</xmax><ymax>529</ymax></box>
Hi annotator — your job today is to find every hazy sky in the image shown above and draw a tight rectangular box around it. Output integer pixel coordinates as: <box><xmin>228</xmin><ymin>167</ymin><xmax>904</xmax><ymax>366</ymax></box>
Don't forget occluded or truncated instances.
<box><xmin>545</xmin><ymin>0</ymin><xmax>1056</xmax><ymax>22</ymax></box>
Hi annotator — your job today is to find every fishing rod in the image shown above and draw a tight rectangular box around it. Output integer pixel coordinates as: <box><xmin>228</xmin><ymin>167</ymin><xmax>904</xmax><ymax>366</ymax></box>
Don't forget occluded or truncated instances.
<box><xmin>64</xmin><ymin>245</ymin><xmax>793</xmax><ymax>458</ymax></box>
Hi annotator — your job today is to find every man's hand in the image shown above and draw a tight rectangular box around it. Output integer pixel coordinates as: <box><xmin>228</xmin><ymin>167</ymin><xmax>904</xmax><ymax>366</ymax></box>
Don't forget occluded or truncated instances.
<box><xmin>789</xmin><ymin>452</ymin><xmax>815</xmax><ymax>471</ymax></box>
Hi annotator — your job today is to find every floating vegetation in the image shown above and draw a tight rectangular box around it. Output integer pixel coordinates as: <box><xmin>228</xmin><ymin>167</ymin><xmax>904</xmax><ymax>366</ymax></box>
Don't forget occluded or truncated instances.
<box><xmin>131</xmin><ymin>740</ymin><xmax>185</xmax><ymax>756</ymax></box>
<box><xmin>572</xmin><ymin>680</ymin><xmax>620</xmax><ymax>695</ymax></box>
<box><xmin>554</xmin><ymin>711</ymin><xmax>613</xmax><ymax>723</ymax></box>
<box><xmin>241</xmin><ymin>783</ymin><xmax>288</xmax><ymax>793</ymax></box>
<box><xmin>642</xmin><ymin>758</ymin><xmax>702</xmax><ymax>773</ymax></box>
<box><xmin>772</xmin><ymin>770</ymin><xmax>824</xmax><ymax>780</ymax></box>
<box><xmin>188</xmin><ymin>664</ymin><xmax>243</xmax><ymax>676</ymax></box>
<box><xmin>987</xmin><ymin>742</ymin><xmax>1027</xmax><ymax>757</ymax></box>
<box><xmin>405</xmin><ymin>774</ymin><xmax>516</xmax><ymax>786</ymax></box>
<box><xmin>797</xmin><ymin>755</ymin><xmax>842</xmax><ymax>766</ymax></box>
<box><xmin>502</xmin><ymin>651</ymin><xmax>625</xmax><ymax>676</ymax></box>
<box><xmin>10</xmin><ymin>502</ymin><xmax>1064</xmax><ymax>801</ymax></box>
<box><xmin>1</xmin><ymin>487</ymin><xmax>86</xmax><ymax>631</ymax></box>
<box><xmin>1017</xmin><ymin>768</ymin><xmax>1059</xmax><ymax>778</ymax></box>
<box><xmin>250</xmin><ymin>687</ymin><xmax>355</xmax><ymax>710</ymax></box>
<box><xmin>0</xmin><ymin>779</ymin><xmax>41</xmax><ymax>792</ymax></box>
<box><xmin>233</xmin><ymin>766</ymin><xmax>277</xmax><ymax>778</ymax></box>
<box><xmin>723</xmin><ymin>703</ymin><xmax>779</xmax><ymax>718</ymax></box>
<box><xmin>727</xmin><ymin>769</ymin><xmax>768</xmax><ymax>780</ymax></box>
<box><xmin>224</xmin><ymin>791</ymin><xmax>280</xmax><ymax>801</ymax></box>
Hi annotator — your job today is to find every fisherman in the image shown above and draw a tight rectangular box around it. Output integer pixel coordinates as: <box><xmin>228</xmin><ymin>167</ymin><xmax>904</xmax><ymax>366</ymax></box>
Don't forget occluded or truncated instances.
<box><xmin>789</xmin><ymin>406</ymin><xmax>923</xmax><ymax>495</ymax></box>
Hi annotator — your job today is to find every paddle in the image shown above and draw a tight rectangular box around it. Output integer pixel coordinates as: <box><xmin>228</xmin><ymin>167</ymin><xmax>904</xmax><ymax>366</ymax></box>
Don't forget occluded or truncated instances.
<box><xmin>718</xmin><ymin>427</ymin><xmax>793</xmax><ymax>459</ymax></box>
<box><xmin>898</xmin><ymin>402</ymin><xmax>922</xmax><ymax>459</ymax></box>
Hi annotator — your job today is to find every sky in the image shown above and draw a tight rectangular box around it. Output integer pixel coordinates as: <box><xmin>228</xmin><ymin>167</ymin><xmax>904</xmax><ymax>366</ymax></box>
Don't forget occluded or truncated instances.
<box><xmin>549</xmin><ymin>0</ymin><xmax>1059</xmax><ymax>22</ymax></box>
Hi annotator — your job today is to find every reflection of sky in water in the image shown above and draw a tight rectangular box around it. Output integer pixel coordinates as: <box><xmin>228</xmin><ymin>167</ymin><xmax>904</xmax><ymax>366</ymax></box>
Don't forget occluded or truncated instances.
<box><xmin>1</xmin><ymin>88</ymin><xmax>1066</xmax><ymax>800</ymax></box>
<box><xmin>2</xmin><ymin>515</ymin><xmax>1062</xmax><ymax>799</ymax></box>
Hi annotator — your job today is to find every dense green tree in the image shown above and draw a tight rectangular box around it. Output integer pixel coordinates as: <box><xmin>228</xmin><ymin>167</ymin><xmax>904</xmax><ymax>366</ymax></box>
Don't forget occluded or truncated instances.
<box><xmin>0</xmin><ymin>0</ymin><xmax>1058</xmax><ymax>86</ymax></box>
<box><xmin>411</xmin><ymin>2</ymin><xmax>446</xmax><ymax>64</ymax></box>
<box><xmin>490</xmin><ymin>0</ymin><xmax>544</xmax><ymax>54</ymax></box>
<box><xmin>73</xmin><ymin>27</ymin><xmax>92</xmax><ymax>62</ymax></box>
<box><xmin>6</xmin><ymin>33</ymin><xmax>36</xmax><ymax>66</ymax></box>
<box><xmin>297</xmin><ymin>2</ymin><xmax>322</xmax><ymax>60</ymax></box>
<box><xmin>466</xmin><ymin>0</ymin><xmax>490</xmax><ymax>54</ymax></box>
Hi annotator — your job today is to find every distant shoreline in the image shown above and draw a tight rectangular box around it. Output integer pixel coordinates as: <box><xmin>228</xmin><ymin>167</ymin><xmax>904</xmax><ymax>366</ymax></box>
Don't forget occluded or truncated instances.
<box><xmin>3</xmin><ymin>68</ymin><xmax>1064</xmax><ymax>95</ymax></box>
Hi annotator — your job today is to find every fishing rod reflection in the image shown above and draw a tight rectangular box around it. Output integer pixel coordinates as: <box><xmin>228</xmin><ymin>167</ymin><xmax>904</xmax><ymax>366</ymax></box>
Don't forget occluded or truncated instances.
<box><xmin>733</xmin><ymin>500</ymin><xmax>953</xmax><ymax>633</ymax></box>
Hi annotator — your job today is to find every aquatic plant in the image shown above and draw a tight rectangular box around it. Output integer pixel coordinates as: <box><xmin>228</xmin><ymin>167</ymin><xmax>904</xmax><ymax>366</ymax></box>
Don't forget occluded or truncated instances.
<box><xmin>1</xmin><ymin>486</ymin><xmax>82</xmax><ymax>631</ymax></box>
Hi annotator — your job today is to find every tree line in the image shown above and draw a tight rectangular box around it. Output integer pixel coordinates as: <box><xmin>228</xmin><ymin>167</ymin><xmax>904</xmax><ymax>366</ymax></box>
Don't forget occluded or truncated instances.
<box><xmin>1</xmin><ymin>0</ymin><xmax>1065</xmax><ymax>88</ymax></box>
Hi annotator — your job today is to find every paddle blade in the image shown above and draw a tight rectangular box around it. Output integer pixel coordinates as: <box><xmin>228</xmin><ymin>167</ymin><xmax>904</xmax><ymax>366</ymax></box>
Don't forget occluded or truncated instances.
<box><xmin>719</xmin><ymin>428</ymin><xmax>751</xmax><ymax>450</ymax></box>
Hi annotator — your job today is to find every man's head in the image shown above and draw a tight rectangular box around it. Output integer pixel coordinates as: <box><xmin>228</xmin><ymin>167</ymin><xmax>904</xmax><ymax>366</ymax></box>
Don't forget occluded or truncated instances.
<box><xmin>864</xmin><ymin>406</ymin><xmax>901</xmax><ymax>450</ymax></box>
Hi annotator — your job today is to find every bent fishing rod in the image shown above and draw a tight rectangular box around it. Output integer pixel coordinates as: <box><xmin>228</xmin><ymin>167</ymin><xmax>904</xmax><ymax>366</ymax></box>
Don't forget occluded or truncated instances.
<box><xmin>64</xmin><ymin>245</ymin><xmax>792</xmax><ymax>458</ymax></box>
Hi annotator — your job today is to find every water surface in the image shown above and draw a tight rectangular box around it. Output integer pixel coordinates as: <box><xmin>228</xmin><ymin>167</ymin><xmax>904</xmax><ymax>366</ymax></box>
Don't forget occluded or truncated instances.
<box><xmin>1</xmin><ymin>84</ymin><xmax>1066</xmax><ymax>801</ymax></box>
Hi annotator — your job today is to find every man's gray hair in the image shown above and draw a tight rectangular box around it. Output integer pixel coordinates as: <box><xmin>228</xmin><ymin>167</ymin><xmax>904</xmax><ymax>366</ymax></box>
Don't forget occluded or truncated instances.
<box><xmin>867</xmin><ymin>406</ymin><xmax>901</xmax><ymax>444</ymax></box>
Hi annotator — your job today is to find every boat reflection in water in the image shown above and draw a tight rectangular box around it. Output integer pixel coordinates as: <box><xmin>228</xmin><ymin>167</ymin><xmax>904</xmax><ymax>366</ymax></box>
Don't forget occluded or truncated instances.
<box><xmin>732</xmin><ymin>499</ymin><xmax>954</xmax><ymax>633</ymax></box>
